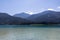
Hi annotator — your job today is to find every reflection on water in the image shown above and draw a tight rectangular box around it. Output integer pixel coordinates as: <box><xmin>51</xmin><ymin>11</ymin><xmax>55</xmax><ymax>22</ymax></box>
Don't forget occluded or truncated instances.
<box><xmin>0</xmin><ymin>25</ymin><xmax>60</xmax><ymax>40</ymax></box>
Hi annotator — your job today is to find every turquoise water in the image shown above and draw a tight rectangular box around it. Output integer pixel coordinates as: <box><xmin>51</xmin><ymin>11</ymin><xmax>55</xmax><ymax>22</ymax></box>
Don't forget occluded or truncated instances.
<box><xmin>0</xmin><ymin>25</ymin><xmax>60</xmax><ymax>40</ymax></box>
<box><xmin>0</xmin><ymin>25</ymin><xmax>60</xmax><ymax>28</ymax></box>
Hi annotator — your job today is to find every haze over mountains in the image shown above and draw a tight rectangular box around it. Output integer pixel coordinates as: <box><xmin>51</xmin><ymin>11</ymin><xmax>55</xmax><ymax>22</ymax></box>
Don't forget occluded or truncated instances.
<box><xmin>0</xmin><ymin>10</ymin><xmax>60</xmax><ymax>25</ymax></box>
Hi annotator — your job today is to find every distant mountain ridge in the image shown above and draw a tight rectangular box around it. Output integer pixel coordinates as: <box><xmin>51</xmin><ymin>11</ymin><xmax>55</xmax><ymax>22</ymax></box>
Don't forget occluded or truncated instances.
<box><xmin>0</xmin><ymin>10</ymin><xmax>60</xmax><ymax>25</ymax></box>
<box><xmin>13</xmin><ymin>12</ymin><xmax>30</xmax><ymax>18</ymax></box>
<box><xmin>0</xmin><ymin>13</ymin><xmax>32</xmax><ymax>25</ymax></box>
<box><xmin>27</xmin><ymin>11</ymin><xmax>56</xmax><ymax>20</ymax></box>
<box><xmin>27</xmin><ymin>10</ymin><xmax>60</xmax><ymax>24</ymax></box>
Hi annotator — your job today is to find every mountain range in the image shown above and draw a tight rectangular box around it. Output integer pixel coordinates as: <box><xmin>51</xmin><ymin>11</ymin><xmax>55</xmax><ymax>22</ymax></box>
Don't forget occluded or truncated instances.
<box><xmin>0</xmin><ymin>13</ymin><xmax>32</xmax><ymax>25</ymax></box>
<box><xmin>28</xmin><ymin>11</ymin><xmax>60</xmax><ymax>24</ymax></box>
<box><xmin>0</xmin><ymin>10</ymin><xmax>60</xmax><ymax>25</ymax></box>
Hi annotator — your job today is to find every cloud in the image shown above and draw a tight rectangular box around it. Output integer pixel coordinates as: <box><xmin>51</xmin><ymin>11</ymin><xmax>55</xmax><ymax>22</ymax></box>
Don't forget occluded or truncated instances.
<box><xmin>47</xmin><ymin>8</ymin><xmax>54</xmax><ymax>10</ymax></box>
<box><xmin>57</xmin><ymin>6</ymin><xmax>60</xmax><ymax>8</ymax></box>
<box><xmin>25</xmin><ymin>11</ymin><xmax>33</xmax><ymax>15</ymax></box>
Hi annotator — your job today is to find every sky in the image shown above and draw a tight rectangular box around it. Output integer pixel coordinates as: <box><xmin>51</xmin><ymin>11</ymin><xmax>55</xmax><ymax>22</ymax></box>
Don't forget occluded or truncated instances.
<box><xmin>0</xmin><ymin>0</ymin><xmax>60</xmax><ymax>15</ymax></box>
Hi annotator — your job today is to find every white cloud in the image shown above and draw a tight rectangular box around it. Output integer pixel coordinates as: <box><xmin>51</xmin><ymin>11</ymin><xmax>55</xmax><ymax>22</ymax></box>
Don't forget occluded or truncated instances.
<box><xmin>57</xmin><ymin>6</ymin><xmax>60</xmax><ymax>8</ymax></box>
<box><xmin>47</xmin><ymin>8</ymin><xmax>54</xmax><ymax>10</ymax></box>
<box><xmin>25</xmin><ymin>11</ymin><xmax>33</xmax><ymax>15</ymax></box>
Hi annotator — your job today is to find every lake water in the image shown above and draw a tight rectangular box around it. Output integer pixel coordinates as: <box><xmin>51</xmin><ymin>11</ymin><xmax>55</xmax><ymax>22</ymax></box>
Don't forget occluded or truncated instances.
<box><xmin>0</xmin><ymin>25</ymin><xmax>60</xmax><ymax>40</ymax></box>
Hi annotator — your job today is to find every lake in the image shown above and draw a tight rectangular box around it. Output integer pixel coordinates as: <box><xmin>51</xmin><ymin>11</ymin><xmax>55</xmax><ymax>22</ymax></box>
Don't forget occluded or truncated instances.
<box><xmin>0</xmin><ymin>25</ymin><xmax>60</xmax><ymax>40</ymax></box>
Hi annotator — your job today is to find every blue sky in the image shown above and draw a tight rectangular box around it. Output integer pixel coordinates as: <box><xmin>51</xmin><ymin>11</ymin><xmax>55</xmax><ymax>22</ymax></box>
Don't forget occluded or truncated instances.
<box><xmin>0</xmin><ymin>0</ymin><xmax>60</xmax><ymax>15</ymax></box>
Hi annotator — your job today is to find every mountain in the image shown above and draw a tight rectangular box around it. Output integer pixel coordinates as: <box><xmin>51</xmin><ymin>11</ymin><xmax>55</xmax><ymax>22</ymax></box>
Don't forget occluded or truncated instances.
<box><xmin>27</xmin><ymin>10</ymin><xmax>60</xmax><ymax>24</ymax></box>
<box><xmin>0</xmin><ymin>10</ymin><xmax>60</xmax><ymax>24</ymax></box>
<box><xmin>27</xmin><ymin>11</ymin><xmax>51</xmax><ymax>20</ymax></box>
<box><xmin>13</xmin><ymin>12</ymin><xmax>30</xmax><ymax>18</ymax></box>
<box><xmin>0</xmin><ymin>13</ymin><xmax>32</xmax><ymax>25</ymax></box>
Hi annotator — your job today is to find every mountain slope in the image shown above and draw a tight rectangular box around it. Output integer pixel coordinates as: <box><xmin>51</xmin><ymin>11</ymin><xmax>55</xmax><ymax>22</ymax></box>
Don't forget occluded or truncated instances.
<box><xmin>28</xmin><ymin>10</ymin><xmax>60</xmax><ymax>23</ymax></box>
<box><xmin>13</xmin><ymin>12</ymin><xmax>30</xmax><ymax>18</ymax></box>
<box><xmin>0</xmin><ymin>13</ymin><xmax>32</xmax><ymax>25</ymax></box>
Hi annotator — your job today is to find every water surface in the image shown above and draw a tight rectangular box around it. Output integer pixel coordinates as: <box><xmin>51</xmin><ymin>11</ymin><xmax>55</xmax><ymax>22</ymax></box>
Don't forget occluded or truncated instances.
<box><xmin>0</xmin><ymin>25</ymin><xmax>60</xmax><ymax>40</ymax></box>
